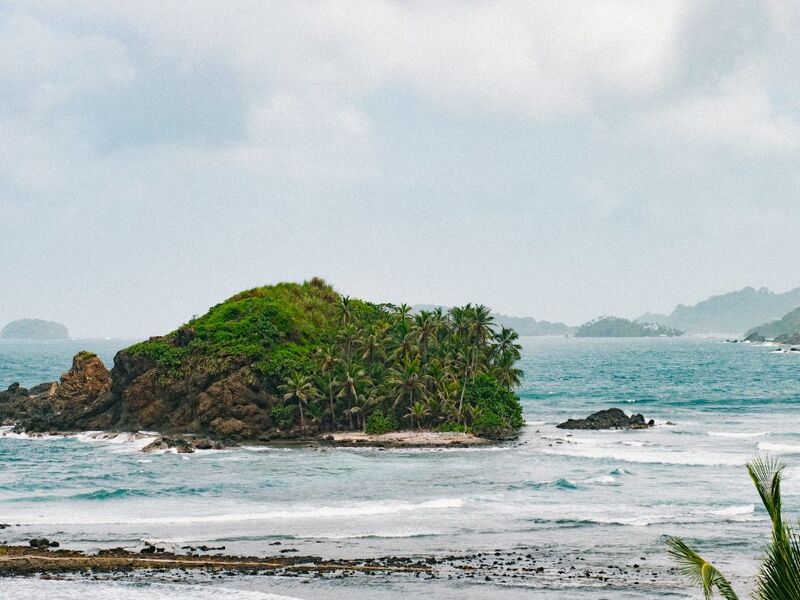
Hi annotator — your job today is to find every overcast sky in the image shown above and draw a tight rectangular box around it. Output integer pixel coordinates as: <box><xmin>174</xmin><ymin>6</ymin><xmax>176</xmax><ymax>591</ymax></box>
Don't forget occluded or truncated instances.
<box><xmin>1</xmin><ymin>1</ymin><xmax>799</xmax><ymax>338</ymax></box>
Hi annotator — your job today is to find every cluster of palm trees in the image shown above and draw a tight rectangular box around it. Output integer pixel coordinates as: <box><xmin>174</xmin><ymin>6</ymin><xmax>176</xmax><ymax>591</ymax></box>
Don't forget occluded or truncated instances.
<box><xmin>277</xmin><ymin>299</ymin><xmax>523</xmax><ymax>432</ymax></box>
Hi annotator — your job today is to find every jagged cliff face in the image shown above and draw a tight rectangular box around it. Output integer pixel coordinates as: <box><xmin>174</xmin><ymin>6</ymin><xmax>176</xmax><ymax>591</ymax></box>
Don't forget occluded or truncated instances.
<box><xmin>0</xmin><ymin>353</ymin><xmax>115</xmax><ymax>431</ymax></box>
<box><xmin>0</xmin><ymin>349</ymin><xmax>297</xmax><ymax>442</ymax></box>
<box><xmin>109</xmin><ymin>347</ymin><xmax>279</xmax><ymax>439</ymax></box>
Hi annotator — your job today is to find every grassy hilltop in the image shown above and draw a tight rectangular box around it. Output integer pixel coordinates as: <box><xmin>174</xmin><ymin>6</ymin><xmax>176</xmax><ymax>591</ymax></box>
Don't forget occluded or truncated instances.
<box><xmin>126</xmin><ymin>278</ymin><xmax>523</xmax><ymax>438</ymax></box>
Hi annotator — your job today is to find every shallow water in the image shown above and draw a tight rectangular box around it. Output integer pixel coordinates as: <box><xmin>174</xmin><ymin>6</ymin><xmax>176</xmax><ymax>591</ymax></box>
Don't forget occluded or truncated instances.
<box><xmin>2</xmin><ymin>337</ymin><xmax>799</xmax><ymax>598</ymax></box>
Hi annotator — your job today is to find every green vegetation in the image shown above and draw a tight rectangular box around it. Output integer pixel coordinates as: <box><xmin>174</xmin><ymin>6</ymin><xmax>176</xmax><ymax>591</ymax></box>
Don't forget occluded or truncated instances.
<box><xmin>746</xmin><ymin>306</ymin><xmax>800</xmax><ymax>341</ymax></box>
<box><xmin>575</xmin><ymin>316</ymin><xmax>683</xmax><ymax>338</ymax></box>
<box><xmin>126</xmin><ymin>278</ymin><xmax>524</xmax><ymax>438</ymax></box>
<box><xmin>667</xmin><ymin>457</ymin><xmax>800</xmax><ymax>599</ymax></box>
<box><xmin>0</xmin><ymin>319</ymin><xmax>69</xmax><ymax>340</ymax></box>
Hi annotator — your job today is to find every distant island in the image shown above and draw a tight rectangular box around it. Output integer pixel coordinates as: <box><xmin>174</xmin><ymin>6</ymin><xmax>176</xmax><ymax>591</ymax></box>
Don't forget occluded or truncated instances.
<box><xmin>414</xmin><ymin>305</ymin><xmax>575</xmax><ymax>336</ymax></box>
<box><xmin>575</xmin><ymin>316</ymin><xmax>684</xmax><ymax>338</ymax></box>
<box><xmin>637</xmin><ymin>286</ymin><xmax>800</xmax><ymax>334</ymax></box>
<box><xmin>0</xmin><ymin>279</ymin><xmax>523</xmax><ymax>446</ymax></box>
<box><xmin>745</xmin><ymin>306</ymin><xmax>800</xmax><ymax>344</ymax></box>
<box><xmin>0</xmin><ymin>319</ymin><xmax>69</xmax><ymax>340</ymax></box>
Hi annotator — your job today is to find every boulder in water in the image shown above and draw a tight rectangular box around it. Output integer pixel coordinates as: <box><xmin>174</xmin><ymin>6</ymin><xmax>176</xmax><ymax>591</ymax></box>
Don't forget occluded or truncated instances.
<box><xmin>556</xmin><ymin>408</ymin><xmax>654</xmax><ymax>430</ymax></box>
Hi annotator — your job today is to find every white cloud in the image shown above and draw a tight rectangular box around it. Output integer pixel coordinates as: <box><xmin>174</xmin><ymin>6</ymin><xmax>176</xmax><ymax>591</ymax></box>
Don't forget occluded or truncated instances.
<box><xmin>0</xmin><ymin>14</ymin><xmax>133</xmax><ymax>111</ymax></box>
<box><xmin>638</xmin><ymin>67</ymin><xmax>800</xmax><ymax>153</ymax></box>
<box><xmin>220</xmin><ymin>93</ymin><xmax>378</xmax><ymax>183</ymax></box>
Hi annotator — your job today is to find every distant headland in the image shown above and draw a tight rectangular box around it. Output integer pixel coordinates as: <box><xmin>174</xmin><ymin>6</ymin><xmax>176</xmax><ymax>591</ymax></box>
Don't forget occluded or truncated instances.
<box><xmin>0</xmin><ymin>319</ymin><xmax>69</xmax><ymax>340</ymax></box>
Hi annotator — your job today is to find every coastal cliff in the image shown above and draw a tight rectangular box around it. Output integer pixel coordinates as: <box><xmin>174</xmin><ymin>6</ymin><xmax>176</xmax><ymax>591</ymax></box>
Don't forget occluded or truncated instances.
<box><xmin>0</xmin><ymin>279</ymin><xmax>524</xmax><ymax>444</ymax></box>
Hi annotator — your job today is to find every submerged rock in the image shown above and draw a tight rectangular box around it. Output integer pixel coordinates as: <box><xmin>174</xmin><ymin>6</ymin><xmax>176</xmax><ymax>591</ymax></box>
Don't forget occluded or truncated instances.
<box><xmin>556</xmin><ymin>408</ymin><xmax>654</xmax><ymax>430</ymax></box>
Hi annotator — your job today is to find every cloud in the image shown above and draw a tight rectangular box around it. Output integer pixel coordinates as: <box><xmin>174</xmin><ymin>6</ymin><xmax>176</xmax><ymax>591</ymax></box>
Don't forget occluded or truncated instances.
<box><xmin>220</xmin><ymin>93</ymin><xmax>378</xmax><ymax>183</ymax></box>
<box><xmin>0</xmin><ymin>14</ymin><xmax>133</xmax><ymax>113</ymax></box>
<box><xmin>637</xmin><ymin>67</ymin><xmax>800</xmax><ymax>153</ymax></box>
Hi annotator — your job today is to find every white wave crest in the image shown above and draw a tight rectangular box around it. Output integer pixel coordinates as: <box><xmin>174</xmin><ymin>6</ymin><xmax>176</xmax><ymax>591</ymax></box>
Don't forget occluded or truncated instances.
<box><xmin>759</xmin><ymin>442</ymin><xmax>800</xmax><ymax>455</ymax></box>
<box><xmin>541</xmin><ymin>438</ymin><xmax>743</xmax><ymax>466</ymax></box>
<box><xmin>23</xmin><ymin>497</ymin><xmax>465</xmax><ymax>526</ymax></box>
<box><xmin>708</xmin><ymin>431</ymin><xmax>769</xmax><ymax>439</ymax></box>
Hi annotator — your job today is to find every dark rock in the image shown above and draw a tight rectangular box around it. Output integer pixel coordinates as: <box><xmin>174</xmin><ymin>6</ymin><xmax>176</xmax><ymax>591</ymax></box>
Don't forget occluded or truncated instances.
<box><xmin>29</xmin><ymin>538</ymin><xmax>57</xmax><ymax>549</ymax></box>
<box><xmin>744</xmin><ymin>331</ymin><xmax>766</xmax><ymax>343</ymax></box>
<box><xmin>140</xmin><ymin>543</ymin><xmax>157</xmax><ymax>554</ymax></box>
<box><xmin>556</xmin><ymin>408</ymin><xmax>654</xmax><ymax>430</ymax></box>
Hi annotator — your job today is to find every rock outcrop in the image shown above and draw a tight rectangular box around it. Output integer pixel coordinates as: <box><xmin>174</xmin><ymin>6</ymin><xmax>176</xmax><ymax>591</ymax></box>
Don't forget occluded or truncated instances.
<box><xmin>556</xmin><ymin>408</ymin><xmax>654</xmax><ymax>430</ymax></box>
<box><xmin>0</xmin><ymin>343</ymin><xmax>294</xmax><ymax>443</ymax></box>
<box><xmin>0</xmin><ymin>352</ymin><xmax>114</xmax><ymax>432</ymax></box>
<box><xmin>743</xmin><ymin>331</ymin><xmax>766</xmax><ymax>343</ymax></box>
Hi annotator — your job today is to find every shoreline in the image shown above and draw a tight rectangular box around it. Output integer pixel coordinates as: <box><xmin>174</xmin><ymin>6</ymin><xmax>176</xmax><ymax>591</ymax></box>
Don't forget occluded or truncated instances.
<box><xmin>0</xmin><ymin>426</ymin><xmax>497</xmax><ymax>451</ymax></box>
<box><xmin>0</xmin><ymin>544</ymin><xmax>682</xmax><ymax>590</ymax></box>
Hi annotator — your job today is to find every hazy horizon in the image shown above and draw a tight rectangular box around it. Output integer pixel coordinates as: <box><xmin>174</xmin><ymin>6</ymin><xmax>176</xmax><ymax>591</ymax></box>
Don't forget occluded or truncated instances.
<box><xmin>2</xmin><ymin>2</ymin><xmax>799</xmax><ymax>338</ymax></box>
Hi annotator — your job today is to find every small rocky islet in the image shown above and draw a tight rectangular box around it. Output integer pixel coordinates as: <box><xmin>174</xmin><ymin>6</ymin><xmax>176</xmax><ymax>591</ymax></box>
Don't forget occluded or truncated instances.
<box><xmin>556</xmin><ymin>408</ymin><xmax>655</xmax><ymax>430</ymax></box>
<box><xmin>0</xmin><ymin>279</ymin><xmax>524</xmax><ymax>447</ymax></box>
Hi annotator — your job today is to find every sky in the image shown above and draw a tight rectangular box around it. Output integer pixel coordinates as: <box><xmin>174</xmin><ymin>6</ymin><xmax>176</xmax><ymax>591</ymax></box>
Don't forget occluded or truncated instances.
<box><xmin>1</xmin><ymin>1</ymin><xmax>799</xmax><ymax>338</ymax></box>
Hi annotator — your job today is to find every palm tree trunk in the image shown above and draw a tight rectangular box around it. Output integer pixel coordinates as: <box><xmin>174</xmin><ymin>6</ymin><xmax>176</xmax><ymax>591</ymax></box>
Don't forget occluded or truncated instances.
<box><xmin>328</xmin><ymin>377</ymin><xmax>335</xmax><ymax>431</ymax></box>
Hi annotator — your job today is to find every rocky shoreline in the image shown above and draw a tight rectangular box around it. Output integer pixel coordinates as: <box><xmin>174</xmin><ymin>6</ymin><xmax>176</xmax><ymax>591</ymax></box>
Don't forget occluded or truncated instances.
<box><xmin>0</xmin><ymin>426</ymin><xmax>495</xmax><ymax>452</ymax></box>
<box><xmin>0</xmin><ymin>351</ymin><xmax>504</xmax><ymax>449</ymax></box>
<box><xmin>0</xmin><ymin>543</ymin><xmax>685</xmax><ymax>591</ymax></box>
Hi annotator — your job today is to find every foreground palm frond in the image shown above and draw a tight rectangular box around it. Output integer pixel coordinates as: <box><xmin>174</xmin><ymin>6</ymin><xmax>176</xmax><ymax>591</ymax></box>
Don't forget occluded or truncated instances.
<box><xmin>666</xmin><ymin>537</ymin><xmax>739</xmax><ymax>600</ymax></box>
<box><xmin>668</xmin><ymin>456</ymin><xmax>800</xmax><ymax>599</ymax></box>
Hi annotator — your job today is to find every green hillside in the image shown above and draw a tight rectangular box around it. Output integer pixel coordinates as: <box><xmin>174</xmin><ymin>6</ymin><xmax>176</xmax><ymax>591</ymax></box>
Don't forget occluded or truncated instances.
<box><xmin>746</xmin><ymin>306</ymin><xmax>800</xmax><ymax>341</ymax></box>
<box><xmin>127</xmin><ymin>278</ymin><xmax>523</xmax><ymax>437</ymax></box>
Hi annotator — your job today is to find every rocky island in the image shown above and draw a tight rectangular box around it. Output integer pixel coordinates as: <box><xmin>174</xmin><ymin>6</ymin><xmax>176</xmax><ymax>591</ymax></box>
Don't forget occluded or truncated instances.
<box><xmin>0</xmin><ymin>279</ymin><xmax>524</xmax><ymax>447</ymax></box>
<box><xmin>575</xmin><ymin>316</ymin><xmax>683</xmax><ymax>338</ymax></box>
<box><xmin>0</xmin><ymin>319</ymin><xmax>69</xmax><ymax>340</ymax></box>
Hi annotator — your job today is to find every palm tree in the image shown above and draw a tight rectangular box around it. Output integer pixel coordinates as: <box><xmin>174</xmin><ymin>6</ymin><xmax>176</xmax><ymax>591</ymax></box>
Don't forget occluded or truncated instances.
<box><xmin>667</xmin><ymin>456</ymin><xmax>800</xmax><ymax>599</ymax></box>
<box><xmin>405</xmin><ymin>401</ymin><xmax>430</xmax><ymax>430</ymax></box>
<box><xmin>360</xmin><ymin>331</ymin><xmax>387</xmax><ymax>366</ymax></box>
<box><xmin>395</xmin><ymin>303</ymin><xmax>412</xmax><ymax>321</ymax></box>
<box><xmin>492</xmin><ymin>351</ymin><xmax>523</xmax><ymax>388</ymax></box>
<box><xmin>336</xmin><ymin>364</ymin><xmax>371</xmax><ymax>430</ymax></box>
<box><xmin>338</xmin><ymin>295</ymin><xmax>354</xmax><ymax>325</ymax></box>
<box><xmin>388</xmin><ymin>360</ymin><xmax>427</xmax><ymax>415</ymax></box>
<box><xmin>493</xmin><ymin>326</ymin><xmax>521</xmax><ymax>360</ymax></box>
<box><xmin>278</xmin><ymin>373</ymin><xmax>320</xmax><ymax>427</ymax></box>
<box><xmin>316</xmin><ymin>347</ymin><xmax>338</xmax><ymax>430</ymax></box>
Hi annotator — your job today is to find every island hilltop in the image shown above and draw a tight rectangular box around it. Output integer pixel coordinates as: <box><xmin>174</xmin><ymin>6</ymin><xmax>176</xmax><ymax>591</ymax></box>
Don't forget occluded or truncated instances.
<box><xmin>575</xmin><ymin>316</ymin><xmax>683</xmax><ymax>338</ymax></box>
<box><xmin>0</xmin><ymin>278</ymin><xmax>523</xmax><ymax>446</ymax></box>
<box><xmin>0</xmin><ymin>319</ymin><xmax>69</xmax><ymax>340</ymax></box>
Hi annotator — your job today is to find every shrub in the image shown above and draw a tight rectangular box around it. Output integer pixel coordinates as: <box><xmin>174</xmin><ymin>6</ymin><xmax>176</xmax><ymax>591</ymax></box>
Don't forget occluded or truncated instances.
<box><xmin>365</xmin><ymin>411</ymin><xmax>396</xmax><ymax>435</ymax></box>
<box><xmin>463</xmin><ymin>374</ymin><xmax>523</xmax><ymax>438</ymax></box>
<box><xmin>436</xmin><ymin>422</ymin><xmax>468</xmax><ymax>433</ymax></box>
<box><xmin>270</xmin><ymin>404</ymin><xmax>296</xmax><ymax>429</ymax></box>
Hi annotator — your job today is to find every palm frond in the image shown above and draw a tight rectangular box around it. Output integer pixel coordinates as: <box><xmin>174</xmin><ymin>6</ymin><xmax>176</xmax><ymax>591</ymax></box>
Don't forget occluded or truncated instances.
<box><xmin>748</xmin><ymin>456</ymin><xmax>786</xmax><ymax>536</ymax></box>
<box><xmin>666</xmin><ymin>537</ymin><xmax>739</xmax><ymax>600</ymax></box>
<box><xmin>754</xmin><ymin>528</ymin><xmax>800</xmax><ymax>600</ymax></box>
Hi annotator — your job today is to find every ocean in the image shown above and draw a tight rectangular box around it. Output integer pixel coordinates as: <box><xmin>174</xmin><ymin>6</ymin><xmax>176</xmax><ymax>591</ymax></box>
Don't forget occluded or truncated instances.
<box><xmin>2</xmin><ymin>337</ymin><xmax>800</xmax><ymax>598</ymax></box>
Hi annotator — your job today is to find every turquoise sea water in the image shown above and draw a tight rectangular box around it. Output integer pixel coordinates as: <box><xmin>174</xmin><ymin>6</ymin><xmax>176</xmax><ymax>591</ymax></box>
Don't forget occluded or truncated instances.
<box><xmin>2</xmin><ymin>337</ymin><xmax>800</xmax><ymax>598</ymax></box>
